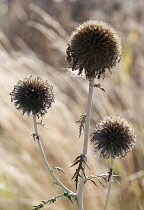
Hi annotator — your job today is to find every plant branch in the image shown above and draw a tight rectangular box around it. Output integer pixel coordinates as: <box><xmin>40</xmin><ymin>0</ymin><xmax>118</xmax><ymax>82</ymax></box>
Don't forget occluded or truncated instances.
<box><xmin>33</xmin><ymin>114</ymin><xmax>74</xmax><ymax>194</ymax></box>
<box><xmin>33</xmin><ymin>192</ymin><xmax>76</xmax><ymax>210</ymax></box>
<box><xmin>76</xmin><ymin>79</ymin><xmax>95</xmax><ymax>210</ymax></box>
<box><xmin>104</xmin><ymin>157</ymin><xmax>115</xmax><ymax>210</ymax></box>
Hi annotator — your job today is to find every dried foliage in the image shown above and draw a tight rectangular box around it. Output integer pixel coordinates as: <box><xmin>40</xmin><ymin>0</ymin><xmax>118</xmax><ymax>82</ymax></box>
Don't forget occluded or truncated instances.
<box><xmin>52</xmin><ymin>167</ymin><xmax>65</xmax><ymax>174</ymax></box>
<box><xmin>71</xmin><ymin>154</ymin><xmax>90</xmax><ymax>189</ymax></box>
<box><xmin>76</xmin><ymin>115</ymin><xmax>86</xmax><ymax>138</ymax></box>
<box><xmin>94</xmin><ymin>83</ymin><xmax>106</xmax><ymax>93</ymax></box>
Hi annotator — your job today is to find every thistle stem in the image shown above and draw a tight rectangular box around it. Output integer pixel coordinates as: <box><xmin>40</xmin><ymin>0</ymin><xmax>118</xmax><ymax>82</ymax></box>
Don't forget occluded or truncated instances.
<box><xmin>33</xmin><ymin>114</ymin><xmax>74</xmax><ymax>194</ymax></box>
<box><xmin>35</xmin><ymin>192</ymin><xmax>74</xmax><ymax>209</ymax></box>
<box><xmin>104</xmin><ymin>157</ymin><xmax>115</xmax><ymax>210</ymax></box>
<box><xmin>76</xmin><ymin>79</ymin><xmax>95</xmax><ymax>210</ymax></box>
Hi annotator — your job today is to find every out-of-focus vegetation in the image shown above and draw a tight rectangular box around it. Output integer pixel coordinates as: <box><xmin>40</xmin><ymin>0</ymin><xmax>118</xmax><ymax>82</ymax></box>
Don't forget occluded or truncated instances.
<box><xmin>0</xmin><ymin>0</ymin><xmax>144</xmax><ymax>209</ymax></box>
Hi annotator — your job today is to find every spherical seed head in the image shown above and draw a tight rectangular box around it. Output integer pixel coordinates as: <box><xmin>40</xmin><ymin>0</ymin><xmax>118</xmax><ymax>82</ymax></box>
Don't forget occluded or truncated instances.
<box><xmin>66</xmin><ymin>20</ymin><xmax>122</xmax><ymax>79</ymax></box>
<box><xmin>10</xmin><ymin>76</ymin><xmax>55</xmax><ymax>117</ymax></box>
<box><xmin>91</xmin><ymin>116</ymin><xmax>136</xmax><ymax>159</ymax></box>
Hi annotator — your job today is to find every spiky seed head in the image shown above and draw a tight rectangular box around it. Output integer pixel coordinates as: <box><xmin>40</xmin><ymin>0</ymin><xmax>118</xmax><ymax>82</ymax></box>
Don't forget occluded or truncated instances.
<box><xmin>10</xmin><ymin>76</ymin><xmax>54</xmax><ymax>117</ymax></box>
<box><xmin>66</xmin><ymin>20</ymin><xmax>122</xmax><ymax>79</ymax></box>
<box><xmin>91</xmin><ymin>116</ymin><xmax>136</xmax><ymax>159</ymax></box>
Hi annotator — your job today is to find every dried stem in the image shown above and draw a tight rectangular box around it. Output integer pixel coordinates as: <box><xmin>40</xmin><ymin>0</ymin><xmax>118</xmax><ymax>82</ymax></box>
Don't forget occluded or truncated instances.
<box><xmin>104</xmin><ymin>157</ymin><xmax>115</xmax><ymax>210</ymax></box>
<box><xmin>33</xmin><ymin>114</ymin><xmax>74</xmax><ymax>195</ymax></box>
<box><xmin>76</xmin><ymin>79</ymin><xmax>95</xmax><ymax>210</ymax></box>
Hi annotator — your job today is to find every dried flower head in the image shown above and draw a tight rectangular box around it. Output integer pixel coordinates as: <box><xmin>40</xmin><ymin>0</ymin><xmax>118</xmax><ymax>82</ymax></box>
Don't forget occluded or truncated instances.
<box><xmin>10</xmin><ymin>76</ymin><xmax>54</xmax><ymax>117</ymax></box>
<box><xmin>91</xmin><ymin>116</ymin><xmax>136</xmax><ymax>159</ymax></box>
<box><xmin>66</xmin><ymin>20</ymin><xmax>122</xmax><ymax>79</ymax></box>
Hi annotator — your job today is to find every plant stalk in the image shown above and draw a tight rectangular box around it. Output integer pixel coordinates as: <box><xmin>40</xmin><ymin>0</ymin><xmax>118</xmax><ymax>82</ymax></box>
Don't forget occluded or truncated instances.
<box><xmin>33</xmin><ymin>114</ymin><xmax>74</xmax><ymax>194</ymax></box>
<box><xmin>76</xmin><ymin>79</ymin><xmax>95</xmax><ymax>210</ymax></box>
<box><xmin>104</xmin><ymin>157</ymin><xmax>115</xmax><ymax>210</ymax></box>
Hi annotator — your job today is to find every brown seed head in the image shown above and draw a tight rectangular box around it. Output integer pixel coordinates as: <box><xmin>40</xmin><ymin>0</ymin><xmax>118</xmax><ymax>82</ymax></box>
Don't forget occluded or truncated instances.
<box><xmin>91</xmin><ymin>116</ymin><xmax>136</xmax><ymax>159</ymax></box>
<box><xmin>66</xmin><ymin>20</ymin><xmax>122</xmax><ymax>79</ymax></box>
<box><xmin>10</xmin><ymin>76</ymin><xmax>55</xmax><ymax>117</ymax></box>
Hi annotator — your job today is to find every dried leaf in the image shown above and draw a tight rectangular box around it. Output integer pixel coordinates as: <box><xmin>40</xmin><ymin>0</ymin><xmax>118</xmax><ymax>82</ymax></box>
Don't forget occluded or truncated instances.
<box><xmin>76</xmin><ymin>115</ymin><xmax>86</xmax><ymax>138</ymax></box>
<box><xmin>71</xmin><ymin>154</ymin><xmax>89</xmax><ymax>189</ymax></box>
<box><xmin>53</xmin><ymin>167</ymin><xmax>65</xmax><ymax>174</ymax></box>
<box><xmin>94</xmin><ymin>83</ymin><xmax>106</xmax><ymax>93</ymax></box>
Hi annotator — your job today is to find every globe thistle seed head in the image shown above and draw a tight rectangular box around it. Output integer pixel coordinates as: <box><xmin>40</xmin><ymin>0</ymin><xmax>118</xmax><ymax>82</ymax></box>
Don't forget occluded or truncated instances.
<box><xmin>66</xmin><ymin>20</ymin><xmax>122</xmax><ymax>79</ymax></box>
<box><xmin>10</xmin><ymin>76</ymin><xmax>55</xmax><ymax>117</ymax></box>
<box><xmin>91</xmin><ymin>116</ymin><xmax>136</xmax><ymax>159</ymax></box>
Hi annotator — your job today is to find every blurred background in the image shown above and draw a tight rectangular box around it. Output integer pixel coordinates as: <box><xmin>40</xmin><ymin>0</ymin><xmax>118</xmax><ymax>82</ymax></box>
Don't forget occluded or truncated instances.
<box><xmin>0</xmin><ymin>0</ymin><xmax>144</xmax><ymax>209</ymax></box>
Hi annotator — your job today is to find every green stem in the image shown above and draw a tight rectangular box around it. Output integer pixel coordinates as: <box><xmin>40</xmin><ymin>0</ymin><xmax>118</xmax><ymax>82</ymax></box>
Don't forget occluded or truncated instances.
<box><xmin>33</xmin><ymin>114</ymin><xmax>75</xmax><ymax>194</ymax></box>
<box><xmin>76</xmin><ymin>79</ymin><xmax>95</xmax><ymax>210</ymax></box>
<box><xmin>104</xmin><ymin>157</ymin><xmax>115</xmax><ymax>210</ymax></box>
<box><xmin>34</xmin><ymin>192</ymin><xmax>75</xmax><ymax>209</ymax></box>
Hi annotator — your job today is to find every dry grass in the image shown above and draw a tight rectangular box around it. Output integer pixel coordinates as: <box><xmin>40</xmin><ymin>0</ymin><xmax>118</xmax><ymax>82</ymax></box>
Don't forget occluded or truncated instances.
<box><xmin>0</xmin><ymin>0</ymin><xmax>144</xmax><ymax>210</ymax></box>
